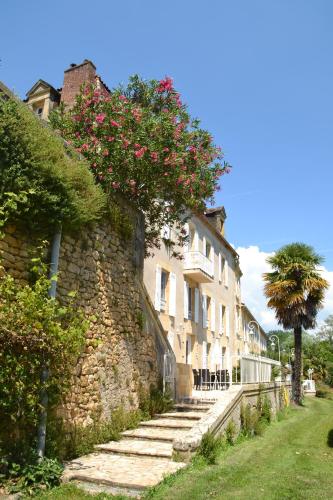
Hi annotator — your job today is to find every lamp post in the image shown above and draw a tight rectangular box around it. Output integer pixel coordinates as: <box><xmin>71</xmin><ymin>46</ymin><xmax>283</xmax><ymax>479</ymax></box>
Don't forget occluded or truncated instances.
<box><xmin>248</xmin><ymin>321</ymin><xmax>261</xmax><ymax>382</ymax></box>
<box><xmin>269</xmin><ymin>334</ymin><xmax>281</xmax><ymax>387</ymax></box>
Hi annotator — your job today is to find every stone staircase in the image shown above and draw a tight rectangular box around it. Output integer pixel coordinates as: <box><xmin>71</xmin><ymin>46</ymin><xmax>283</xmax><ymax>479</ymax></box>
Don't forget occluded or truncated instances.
<box><xmin>62</xmin><ymin>401</ymin><xmax>214</xmax><ymax>496</ymax></box>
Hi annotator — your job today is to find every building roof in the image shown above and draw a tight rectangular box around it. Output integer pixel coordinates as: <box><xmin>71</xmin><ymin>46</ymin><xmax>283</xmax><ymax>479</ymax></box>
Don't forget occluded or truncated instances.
<box><xmin>26</xmin><ymin>79</ymin><xmax>60</xmax><ymax>98</ymax></box>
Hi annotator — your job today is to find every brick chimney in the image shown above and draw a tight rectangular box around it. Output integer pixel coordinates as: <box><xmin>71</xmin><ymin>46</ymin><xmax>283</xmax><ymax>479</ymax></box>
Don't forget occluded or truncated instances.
<box><xmin>61</xmin><ymin>59</ymin><xmax>96</xmax><ymax>108</ymax></box>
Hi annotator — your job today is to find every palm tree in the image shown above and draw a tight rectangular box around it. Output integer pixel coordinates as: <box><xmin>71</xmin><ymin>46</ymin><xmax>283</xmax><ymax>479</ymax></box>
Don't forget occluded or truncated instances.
<box><xmin>263</xmin><ymin>243</ymin><xmax>329</xmax><ymax>405</ymax></box>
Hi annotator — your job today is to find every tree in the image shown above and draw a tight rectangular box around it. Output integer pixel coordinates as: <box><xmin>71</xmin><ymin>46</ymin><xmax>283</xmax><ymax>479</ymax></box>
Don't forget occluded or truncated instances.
<box><xmin>317</xmin><ymin>314</ymin><xmax>333</xmax><ymax>346</ymax></box>
<box><xmin>263</xmin><ymin>243</ymin><xmax>329</xmax><ymax>404</ymax></box>
<box><xmin>51</xmin><ymin>75</ymin><xmax>230</xmax><ymax>255</ymax></box>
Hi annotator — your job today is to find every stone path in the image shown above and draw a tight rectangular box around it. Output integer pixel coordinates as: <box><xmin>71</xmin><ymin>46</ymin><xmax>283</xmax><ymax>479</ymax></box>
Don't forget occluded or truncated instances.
<box><xmin>62</xmin><ymin>400</ymin><xmax>214</xmax><ymax>496</ymax></box>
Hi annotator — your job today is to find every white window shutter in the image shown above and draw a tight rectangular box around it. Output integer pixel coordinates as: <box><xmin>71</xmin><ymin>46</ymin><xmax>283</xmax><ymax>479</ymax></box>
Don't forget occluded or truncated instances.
<box><xmin>184</xmin><ymin>281</ymin><xmax>189</xmax><ymax>319</ymax></box>
<box><xmin>211</xmin><ymin>298</ymin><xmax>215</xmax><ymax>332</ymax></box>
<box><xmin>211</xmin><ymin>247</ymin><xmax>215</xmax><ymax>278</ymax></box>
<box><xmin>226</xmin><ymin>306</ymin><xmax>230</xmax><ymax>337</ymax></box>
<box><xmin>218</xmin><ymin>253</ymin><xmax>222</xmax><ymax>282</ymax></box>
<box><xmin>203</xmin><ymin>236</ymin><xmax>206</xmax><ymax>256</ymax></box>
<box><xmin>194</xmin><ymin>288</ymin><xmax>199</xmax><ymax>323</ymax></box>
<box><xmin>202</xmin><ymin>294</ymin><xmax>207</xmax><ymax>328</ymax></box>
<box><xmin>193</xmin><ymin>231</ymin><xmax>199</xmax><ymax>251</ymax></box>
<box><xmin>235</xmin><ymin>307</ymin><xmax>238</xmax><ymax>333</ymax></box>
<box><xmin>155</xmin><ymin>266</ymin><xmax>161</xmax><ymax>311</ymax></box>
<box><xmin>169</xmin><ymin>272</ymin><xmax>176</xmax><ymax>317</ymax></box>
<box><xmin>224</xmin><ymin>261</ymin><xmax>229</xmax><ymax>287</ymax></box>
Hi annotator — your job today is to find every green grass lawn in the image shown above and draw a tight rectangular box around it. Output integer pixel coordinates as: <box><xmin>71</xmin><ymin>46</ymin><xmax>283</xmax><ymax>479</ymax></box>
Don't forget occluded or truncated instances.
<box><xmin>147</xmin><ymin>397</ymin><xmax>333</xmax><ymax>500</ymax></box>
<box><xmin>37</xmin><ymin>397</ymin><xmax>333</xmax><ymax>500</ymax></box>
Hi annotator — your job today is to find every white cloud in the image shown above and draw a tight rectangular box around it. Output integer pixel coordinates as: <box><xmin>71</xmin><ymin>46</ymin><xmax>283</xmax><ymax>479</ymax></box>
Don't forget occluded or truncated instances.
<box><xmin>236</xmin><ymin>245</ymin><xmax>333</xmax><ymax>332</ymax></box>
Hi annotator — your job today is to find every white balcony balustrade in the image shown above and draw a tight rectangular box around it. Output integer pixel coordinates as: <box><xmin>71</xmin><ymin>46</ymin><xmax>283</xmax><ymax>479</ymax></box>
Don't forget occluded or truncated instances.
<box><xmin>183</xmin><ymin>251</ymin><xmax>214</xmax><ymax>283</ymax></box>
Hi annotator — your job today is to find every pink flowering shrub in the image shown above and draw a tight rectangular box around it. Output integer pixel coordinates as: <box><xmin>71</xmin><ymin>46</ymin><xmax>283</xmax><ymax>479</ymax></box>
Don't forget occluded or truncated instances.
<box><xmin>51</xmin><ymin>75</ymin><xmax>230</xmax><ymax>254</ymax></box>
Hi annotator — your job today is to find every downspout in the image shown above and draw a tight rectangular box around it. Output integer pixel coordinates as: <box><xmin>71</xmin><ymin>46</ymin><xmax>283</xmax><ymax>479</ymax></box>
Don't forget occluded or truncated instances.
<box><xmin>37</xmin><ymin>228</ymin><xmax>62</xmax><ymax>460</ymax></box>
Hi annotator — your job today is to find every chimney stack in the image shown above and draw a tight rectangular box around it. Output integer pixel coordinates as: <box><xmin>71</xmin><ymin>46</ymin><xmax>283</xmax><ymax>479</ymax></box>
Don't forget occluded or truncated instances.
<box><xmin>61</xmin><ymin>59</ymin><xmax>96</xmax><ymax>108</ymax></box>
<box><xmin>204</xmin><ymin>207</ymin><xmax>227</xmax><ymax>237</ymax></box>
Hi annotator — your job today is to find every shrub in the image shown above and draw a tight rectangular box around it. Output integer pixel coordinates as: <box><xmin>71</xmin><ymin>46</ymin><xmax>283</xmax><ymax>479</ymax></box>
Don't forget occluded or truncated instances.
<box><xmin>225</xmin><ymin>420</ymin><xmax>237</xmax><ymax>445</ymax></box>
<box><xmin>0</xmin><ymin>269</ymin><xmax>88</xmax><ymax>464</ymax></box>
<box><xmin>254</xmin><ymin>419</ymin><xmax>267</xmax><ymax>436</ymax></box>
<box><xmin>139</xmin><ymin>382</ymin><xmax>173</xmax><ymax>418</ymax></box>
<box><xmin>48</xmin><ymin>407</ymin><xmax>143</xmax><ymax>461</ymax></box>
<box><xmin>1</xmin><ymin>457</ymin><xmax>63</xmax><ymax>496</ymax></box>
<box><xmin>316</xmin><ymin>389</ymin><xmax>330</xmax><ymax>398</ymax></box>
<box><xmin>261</xmin><ymin>395</ymin><xmax>272</xmax><ymax>423</ymax></box>
<box><xmin>51</xmin><ymin>76</ymin><xmax>231</xmax><ymax>255</ymax></box>
<box><xmin>197</xmin><ymin>432</ymin><xmax>222</xmax><ymax>465</ymax></box>
<box><xmin>0</xmin><ymin>97</ymin><xmax>106</xmax><ymax>235</ymax></box>
<box><xmin>240</xmin><ymin>404</ymin><xmax>260</xmax><ymax>437</ymax></box>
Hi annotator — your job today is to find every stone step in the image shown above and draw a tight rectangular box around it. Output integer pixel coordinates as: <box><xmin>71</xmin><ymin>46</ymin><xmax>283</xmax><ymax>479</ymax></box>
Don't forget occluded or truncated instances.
<box><xmin>62</xmin><ymin>452</ymin><xmax>186</xmax><ymax>496</ymax></box>
<box><xmin>174</xmin><ymin>403</ymin><xmax>211</xmax><ymax>412</ymax></box>
<box><xmin>155</xmin><ymin>411</ymin><xmax>202</xmax><ymax>420</ymax></box>
<box><xmin>95</xmin><ymin>438</ymin><xmax>173</xmax><ymax>458</ymax></box>
<box><xmin>139</xmin><ymin>418</ymin><xmax>193</xmax><ymax>429</ymax></box>
<box><xmin>122</xmin><ymin>426</ymin><xmax>188</xmax><ymax>442</ymax></box>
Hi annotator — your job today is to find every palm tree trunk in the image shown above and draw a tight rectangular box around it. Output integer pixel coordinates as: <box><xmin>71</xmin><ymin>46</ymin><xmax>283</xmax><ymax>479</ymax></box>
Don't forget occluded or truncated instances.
<box><xmin>293</xmin><ymin>326</ymin><xmax>302</xmax><ymax>404</ymax></box>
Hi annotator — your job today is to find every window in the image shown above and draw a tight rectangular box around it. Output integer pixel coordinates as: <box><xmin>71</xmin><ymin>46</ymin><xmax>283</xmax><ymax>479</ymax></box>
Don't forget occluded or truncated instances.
<box><xmin>188</xmin><ymin>286</ymin><xmax>193</xmax><ymax>319</ymax></box>
<box><xmin>205</xmin><ymin>241</ymin><xmax>211</xmax><ymax>259</ymax></box>
<box><xmin>219</xmin><ymin>254</ymin><xmax>226</xmax><ymax>283</ymax></box>
<box><xmin>184</xmin><ymin>281</ymin><xmax>193</xmax><ymax>320</ymax></box>
<box><xmin>35</xmin><ymin>107</ymin><xmax>43</xmax><ymax>118</ymax></box>
<box><xmin>161</xmin><ymin>270</ymin><xmax>168</xmax><ymax>310</ymax></box>
<box><xmin>206</xmin><ymin>296</ymin><xmax>211</xmax><ymax>329</ymax></box>
<box><xmin>219</xmin><ymin>304</ymin><xmax>225</xmax><ymax>335</ymax></box>
<box><xmin>155</xmin><ymin>266</ymin><xmax>176</xmax><ymax>316</ymax></box>
<box><xmin>186</xmin><ymin>336</ymin><xmax>192</xmax><ymax>364</ymax></box>
<box><xmin>224</xmin><ymin>259</ymin><xmax>229</xmax><ymax>287</ymax></box>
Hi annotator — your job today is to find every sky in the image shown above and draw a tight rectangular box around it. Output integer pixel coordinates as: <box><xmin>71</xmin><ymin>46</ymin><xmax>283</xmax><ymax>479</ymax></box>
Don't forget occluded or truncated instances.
<box><xmin>1</xmin><ymin>0</ymin><xmax>332</xmax><ymax>330</ymax></box>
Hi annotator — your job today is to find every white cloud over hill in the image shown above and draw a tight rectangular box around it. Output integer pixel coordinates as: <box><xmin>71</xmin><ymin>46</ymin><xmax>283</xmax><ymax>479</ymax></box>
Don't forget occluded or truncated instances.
<box><xmin>236</xmin><ymin>245</ymin><xmax>333</xmax><ymax>332</ymax></box>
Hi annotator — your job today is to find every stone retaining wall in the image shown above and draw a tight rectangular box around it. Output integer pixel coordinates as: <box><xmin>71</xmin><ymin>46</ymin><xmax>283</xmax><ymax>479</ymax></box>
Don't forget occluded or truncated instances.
<box><xmin>0</xmin><ymin>206</ymin><xmax>174</xmax><ymax>426</ymax></box>
<box><xmin>173</xmin><ymin>382</ymin><xmax>291</xmax><ymax>461</ymax></box>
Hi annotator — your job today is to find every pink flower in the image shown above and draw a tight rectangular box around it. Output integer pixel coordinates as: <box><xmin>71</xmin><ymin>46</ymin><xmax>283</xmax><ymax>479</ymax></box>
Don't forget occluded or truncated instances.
<box><xmin>119</xmin><ymin>94</ymin><xmax>128</xmax><ymax>102</ymax></box>
<box><xmin>134</xmin><ymin>143</ymin><xmax>141</xmax><ymax>149</ymax></box>
<box><xmin>95</xmin><ymin>113</ymin><xmax>106</xmax><ymax>124</ymax></box>
<box><xmin>135</xmin><ymin>147</ymin><xmax>146</xmax><ymax>159</ymax></box>
<box><xmin>157</xmin><ymin>76</ymin><xmax>173</xmax><ymax>93</ymax></box>
<box><xmin>112</xmin><ymin>181</ymin><xmax>120</xmax><ymax>189</ymax></box>
<box><xmin>103</xmin><ymin>149</ymin><xmax>109</xmax><ymax>156</ymax></box>
<box><xmin>150</xmin><ymin>152</ymin><xmax>158</xmax><ymax>162</ymax></box>
<box><xmin>107</xmin><ymin>136</ymin><xmax>115</xmax><ymax>142</ymax></box>
<box><xmin>122</xmin><ymin>139</ymin><xmax>130</xmax><ymax>149</ymax></box>
<box><xmin>108</xmin><ymin>166</ymin><xmax>113</xmax><ymax>173</ymax></box>
<box><xmin>110</xmin><ymin>120</ymin><xmax>120</xmax><ymax>127</ymax></box>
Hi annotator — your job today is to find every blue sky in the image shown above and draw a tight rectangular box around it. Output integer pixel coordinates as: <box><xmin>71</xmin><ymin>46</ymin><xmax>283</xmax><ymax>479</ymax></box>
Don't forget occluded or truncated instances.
<box><xmin>1</xmin><ymin>0</ymin><xmax>332</xmax><ymax>327</ymax></box>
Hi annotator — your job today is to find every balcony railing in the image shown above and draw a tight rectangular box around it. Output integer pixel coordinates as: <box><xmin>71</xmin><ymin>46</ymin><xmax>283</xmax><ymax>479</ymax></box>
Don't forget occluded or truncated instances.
<box><xmin>183</xmin><ymin>251</ymin><xmax>214</xmax><ymax>282</ymax></box>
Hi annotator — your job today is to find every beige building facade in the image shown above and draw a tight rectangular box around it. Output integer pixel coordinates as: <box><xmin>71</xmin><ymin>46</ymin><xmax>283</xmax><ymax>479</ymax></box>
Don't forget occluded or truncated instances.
<box><xmin>144</xmin><ymin>208</ymin><xmax>245</xmax><ymax>381</ymax></box>
<box><xmin>241</xmin><ymin>304</ymin><xmax>268</xmax><ymax>355</ymax></box>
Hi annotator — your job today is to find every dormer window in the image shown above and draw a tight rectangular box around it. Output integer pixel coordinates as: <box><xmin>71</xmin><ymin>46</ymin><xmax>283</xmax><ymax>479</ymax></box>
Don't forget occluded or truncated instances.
<box><xmin>36</xmin><ymin>107</ymin><xmax>43</xmax><ymax>118</ymax></box>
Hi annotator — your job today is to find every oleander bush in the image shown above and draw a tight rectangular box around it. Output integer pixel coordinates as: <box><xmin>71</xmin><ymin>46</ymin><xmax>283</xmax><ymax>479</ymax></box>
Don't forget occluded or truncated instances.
<box><xmin>51</xmin><ymin>75</ymin><xmax>230</xmax><ymax>255</ymax></box>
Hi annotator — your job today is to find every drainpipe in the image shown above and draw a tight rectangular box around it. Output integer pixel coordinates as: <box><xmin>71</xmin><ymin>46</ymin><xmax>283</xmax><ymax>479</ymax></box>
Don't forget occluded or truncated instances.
<box><xmin>36</xmin><ymin>228</ymin><xmax>62</xmax><ymax>460</ymax></box>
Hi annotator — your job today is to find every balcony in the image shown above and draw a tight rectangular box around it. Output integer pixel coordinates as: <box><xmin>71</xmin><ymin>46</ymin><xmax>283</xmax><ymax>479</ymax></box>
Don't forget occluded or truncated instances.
<box><xmin>183</xmin><ymin>251</ymin><xmax>214</xmax><ymax>283</ymax></box>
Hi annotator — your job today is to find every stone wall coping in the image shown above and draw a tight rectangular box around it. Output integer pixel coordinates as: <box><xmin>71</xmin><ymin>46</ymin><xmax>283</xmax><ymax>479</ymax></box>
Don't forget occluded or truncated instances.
<box><xmin>173</xmin><ymin>382</ymin><xmax>292</xmax><ymax>453</ymax></box>
<box><xmin>173</xmin><ymin>386</ymin><xmax>243</xmax><ymax>453</ymax></box>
